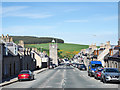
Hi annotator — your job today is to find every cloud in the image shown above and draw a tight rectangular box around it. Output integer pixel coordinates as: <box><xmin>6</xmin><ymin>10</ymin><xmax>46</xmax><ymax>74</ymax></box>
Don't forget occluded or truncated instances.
<box><xmin>2</xmin><ymin>6</ymin><xmax>29</xmax><ymax>14</ymax></box>
<box><xmin>2</xmin><ymin>6</ymin><xmax>53</xmax><ymax>19</ymax></box>
<box><xmin>64</xmin><ymin>20</ymin><xmax>88</xmax><ymax>23</ymax></box>
<box><xmin>4</xmin><ymin>13</ymin><xmax>53</xmax><ymax>19</ymax></box>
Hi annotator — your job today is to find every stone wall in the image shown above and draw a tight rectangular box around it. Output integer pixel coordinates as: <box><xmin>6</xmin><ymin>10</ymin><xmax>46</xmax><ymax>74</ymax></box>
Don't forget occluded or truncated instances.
<box><xmin>2</xmin><ymin>56</ymin><xmax>21</xmax><ymax>79</ymax></box>
<box><xmin>0</xmin><ymin>43</ymin><xmax>3</xmax><ymax>83</ymax></box>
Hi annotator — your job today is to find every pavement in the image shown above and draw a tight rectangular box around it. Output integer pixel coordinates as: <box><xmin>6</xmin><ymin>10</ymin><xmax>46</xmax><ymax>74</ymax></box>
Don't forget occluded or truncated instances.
<box><xmin>0</xmin><ymin>68</ymin><xmax>48</xmax><ymax>87</ymax></box>
<box><xmin>1</xmin><ymin>65</ymin><xmax>119</xmax><ymax>89</ymax></box>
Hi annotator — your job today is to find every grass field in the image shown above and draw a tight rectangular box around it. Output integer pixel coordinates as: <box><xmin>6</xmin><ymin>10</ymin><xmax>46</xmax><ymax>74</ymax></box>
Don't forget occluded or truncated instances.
<box><xmin>25</xmin><ymin>43</ymin><xmax>89</xmax><ymax>59</ymax></box>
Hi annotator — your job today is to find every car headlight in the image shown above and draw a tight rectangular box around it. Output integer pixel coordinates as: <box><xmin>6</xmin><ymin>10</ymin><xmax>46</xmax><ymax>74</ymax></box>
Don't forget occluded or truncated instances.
<box><xmin>92</xmin><ymin>70</ymin><xmax>94</xmax><ymax>72</ymax></box>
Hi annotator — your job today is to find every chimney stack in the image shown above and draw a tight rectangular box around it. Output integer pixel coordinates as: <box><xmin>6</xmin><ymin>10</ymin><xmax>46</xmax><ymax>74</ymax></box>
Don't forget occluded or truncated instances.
<box><xmin>94</xmin><ymin>50</ymin><xmax>97</xmax><ymax>55</ymax></box>
<box><xmin>7</xmin><ymin>34</ymin><xmax>9</xmax><ymax>38</ymax></box>
<box><xmin>1</xmin><ymin>34</ymin><xmax>4</xmax><ymax>39</ymax></box>
<box><xmin>97</xmin><ymin>49</ymin><xmax>99</xmax><ymax>56</ymax></box>
<box><xmin>109</xmin><ymin>49</ymin><xmax>112</xmax><ymax>56</ymax></box>
<box><xmin>10</xmin><ymin>37</ymin><xmax>13</xmax><ymax>42</ymax></box>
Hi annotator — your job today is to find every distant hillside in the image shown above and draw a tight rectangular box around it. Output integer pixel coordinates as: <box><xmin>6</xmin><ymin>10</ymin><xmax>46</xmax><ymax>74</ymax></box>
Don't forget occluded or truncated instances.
<box><xmin>10</xmin><ymin>36</ymin><xmax>64</xmax><ymax>44</ymax></box>
<box><xmin>25</xmin><ymin>43</ymin><xmax>89</xmax><ymax>59</ymax></box>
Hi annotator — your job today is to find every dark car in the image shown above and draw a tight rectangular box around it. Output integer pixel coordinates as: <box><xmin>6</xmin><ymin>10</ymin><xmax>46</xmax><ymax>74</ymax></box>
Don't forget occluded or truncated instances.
<box><xmin>48</xmin><ymin>65</ymin><xmax>53</xmax><ymax>69</ymax></box>
<box><xmin>72</xmin><ymin>63</ymin><xmax>77</xmax><ymax>67</ymax></box>
<box><xmin>52</xmin><ymin>64</ymin><xmax>57</xmax><ymax>68</ymax></box>
<box><xmin>59</xmin><ymin>63</ymin><xmax>64</xmax><ymax>66</ymax></box>
<box><xmin>76</xmin><ymin>63</ymin><xmax>81</xmax><ymax>68</ymax></box>
<box><xmin>94</xmin><ymin>68</ymin><xmax>103</xmax><ymax>80</ymax></box>
<box><xmin>66</xmin><ymin>63</ymin><xmax>70</xmax><ymax>66</ymax></box>
<box><xmin>79</xmin><ymin>64</ymin><xmax>87</xmax><ymax>70</ymax></box>
<box><xmin>18</xmin><ymin>70</ymin><xmax>34</xmax><ymax>81</ymax></box>
<box><xmin>48</xmin><ymin>64</ymin><xmax>57</xmax><ymax>69</ymax></box>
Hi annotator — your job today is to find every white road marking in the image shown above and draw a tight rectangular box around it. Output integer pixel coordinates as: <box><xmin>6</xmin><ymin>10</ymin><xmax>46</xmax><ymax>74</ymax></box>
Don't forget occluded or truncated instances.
<box><xmin>39</xmin><ymin>69</ymin><xmax>60</xmax><ymax>88</ymax></box>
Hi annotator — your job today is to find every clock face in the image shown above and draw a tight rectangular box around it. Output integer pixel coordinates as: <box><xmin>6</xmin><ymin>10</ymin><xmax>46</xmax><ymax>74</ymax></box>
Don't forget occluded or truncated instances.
<box><xmin>52</xmin><ymin>45</ymin><xmax>55</xmax><ymax>48</ymax></box>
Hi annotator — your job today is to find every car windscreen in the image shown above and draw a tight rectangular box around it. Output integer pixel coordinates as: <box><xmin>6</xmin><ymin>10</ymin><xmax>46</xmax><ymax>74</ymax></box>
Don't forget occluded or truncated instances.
<box><xmin>80</xmin><ymin>64</ymin><xmax>86</xmax><ymax>67</ymax></box>
<box><xmin>106</xmin><ymin>69</ymin><xmax>119</xmax><ymax>73</ymax></box>
<box><xmin>98</xmin><ymin>69</ymin><xmax>103</xmax><ymax>72</ymax></box>
<box><xmin>20</xmin><ymin>71</ymin><xmax>29</xmax><ymax>74</ymax></box>
<box><xmin>92</xmin><ymin>64</ymin><xmax>102</xmax><ymax>69</ymax></box>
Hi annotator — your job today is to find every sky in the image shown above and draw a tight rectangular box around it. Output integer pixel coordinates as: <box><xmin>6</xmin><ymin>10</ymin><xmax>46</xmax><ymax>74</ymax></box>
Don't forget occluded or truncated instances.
<box><xmin>1</xmin><ymin>2</ymin><xmax>118</xmax><ymax>45</ymax></box>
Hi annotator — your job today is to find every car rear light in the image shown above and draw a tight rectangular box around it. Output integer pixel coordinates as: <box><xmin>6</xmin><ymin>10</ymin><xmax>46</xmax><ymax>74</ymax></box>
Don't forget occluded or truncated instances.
<box><xmin>97</xmin><ymin>72</ymin><xmax>101</xmax><ymax>76</ymax></box>
<box><xmin>18</xmin><ymin>74</ymin><xmax>30</xmax><ymax>77</ymax></box>
<box><xmin>25</xmin><ymin>74</ymin><xmax>30</xmax><ymax>77</ymax></box>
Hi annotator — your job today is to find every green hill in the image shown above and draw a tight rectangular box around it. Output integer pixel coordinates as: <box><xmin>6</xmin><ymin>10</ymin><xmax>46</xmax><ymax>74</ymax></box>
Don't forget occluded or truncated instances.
<box><xmin>25</xmin><ymin>43</ymin><xmax>89</xmax><ymax>59</ymax></box>
<box><xmin>10</xmin><ymin>36</ymin><xmax>64</xmax><ymax>44</ymax></box>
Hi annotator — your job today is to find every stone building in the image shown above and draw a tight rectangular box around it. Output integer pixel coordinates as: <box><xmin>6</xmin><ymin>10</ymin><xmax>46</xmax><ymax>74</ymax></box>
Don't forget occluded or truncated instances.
<box><xmin>97</xmin><ymin>41</ymin><xmax>111</xmax><ymax>67</ymax></box>
<box><xmin>104</xmin><ymin>40</ymin><xmax>120</xmax><ymax>71</ymax></box>
<box><xmin>49</xmin><ymin>40</ymin><xmax>58</xmax><ymax>66</ymax></box>
<box><xmin>76</xmin><ymin>43</ymin><xmax>97</xmax><ymax>69</ymax></box>
<box><xmin>0</xmin><ymin>42</ymin><xmax>3</xmax><ymax>83</ymax></box>
<box><xmin>1</xmin><ymin>34</ymin><xmax>36</xmax><ymax>82</ymax></box>
<box><xmin>1</xmin><ymin>42</ymin><xmax>21</xmax><ymax>79</ymax></box>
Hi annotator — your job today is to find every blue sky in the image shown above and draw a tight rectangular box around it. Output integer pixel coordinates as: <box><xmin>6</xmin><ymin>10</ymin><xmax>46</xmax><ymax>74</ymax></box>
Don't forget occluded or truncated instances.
<box><xmin>2</xmin><ymin>2</ymin><xmax>118</xmax><ymax>45</ymax></box>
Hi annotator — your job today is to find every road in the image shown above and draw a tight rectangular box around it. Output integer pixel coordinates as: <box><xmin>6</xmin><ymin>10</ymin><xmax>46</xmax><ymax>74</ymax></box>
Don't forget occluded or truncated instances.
<box><xmin>1</xmin><ymin>65</ymin><xmax>119</xmax><ymax>88</ymax></box>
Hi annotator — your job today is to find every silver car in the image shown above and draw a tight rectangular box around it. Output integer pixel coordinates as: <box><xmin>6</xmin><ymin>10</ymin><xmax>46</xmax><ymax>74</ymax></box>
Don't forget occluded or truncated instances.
<box><xmin>100</xmin><ymin>68</ymin><xmax>120</xmax><ymax>83</ymax></box>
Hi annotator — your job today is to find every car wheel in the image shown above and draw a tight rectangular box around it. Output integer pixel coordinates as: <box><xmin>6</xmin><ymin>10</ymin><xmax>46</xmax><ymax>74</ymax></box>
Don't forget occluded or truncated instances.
<box><xmin>94</xmin><ymin>76</ymin><xmax>96</xmax><ymax>79</ymax></box>
<box><xmin>100</xmin><ymin>77</ymin><xmax>103</xmax><ymax>82</ymax></box>
<box><xmin>88</xmin><ymin>73</ymin><xmax>90</xmax><ymax>76</ymax></box>
<box><xmin>18</xmin><ymin>79</ymin><xmax>21</xmax><ymax>82</ymax></box>
<box><xmin>90</xmin><ymin>73</ymin><xmax>92</xmax><ymax>77</ymax></box>
<box><xmin>32</xmin><ymin>76</ymin><xmax>34</xmax><ymax>80</ymax></box>
<box><xmin>96</xmin><ymin>77</ymin><xmax>98</xmax><ymax>80</ymax></box>
<box><xmin>30</xmin><ymin>77</ymin><xmax>32</xmax><ymax>81</ymax></box>
<box><xmin>103</xmin><ymin>77</ymin><xmax>107</xmax><ymax>83</ymax></box>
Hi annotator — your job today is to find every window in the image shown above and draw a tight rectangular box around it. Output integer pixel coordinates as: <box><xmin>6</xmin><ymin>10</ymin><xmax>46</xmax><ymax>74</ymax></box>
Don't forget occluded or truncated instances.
<box><xmin>91</xmin><ymin>64</ymin><xmax>102</xmax><ymax>69</ymax></box>
<box><xmin>106</xmin><ymin>69</ymin><xmax>119</xmax><ymax>73</ymax></box>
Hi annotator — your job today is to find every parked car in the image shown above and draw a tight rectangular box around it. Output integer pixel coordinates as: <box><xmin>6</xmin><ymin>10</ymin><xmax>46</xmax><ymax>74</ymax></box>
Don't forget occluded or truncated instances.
<box><xmin>100</xmin><ymin>68</ymin><xmax>120</xmax><ymax>83</ymax></box>
<box><xmin>48</xmin><ymin>65</ymin><xmax>53</xmax><ymax>69</ymax></box>
<box><xmin>76</xmin><ymin>63</ymin><xmax>81</xmax><ymax>68</ymax></box>
<box><xmin>94</xmin><ymin>66</ymin><xmax>103</xmax><ymax>76</ymax></box>
<box><xmin>48</xmin><ymin>64</ymin><xmax>57</xmax><ymax>69</ymax></box>
<box><xmin>66</xmin><ymin>63</ymin><xmax>70</xmax><ymax>66</ymax></box>
<box><xmin>88</xmin><ymin>61</ymin><xmax>102</xmax><ymax>77</ymax></box>
<box><xmin>18</xmin><ymin>70</ymin><xmax>34</xmax><ymax>81</ymax></box>
<box><xmin>72</xmin><ymin>63</ymin><xmax>76</xmax><ymax>67</ymax></box>
<box><xmin>59</xmin><ymin>63</ymin><xmax>64</xmax><ymax>66</ymax></box>
<box><xmin>94</xmin><ymin>68</ymin><xmax>103</xmax><ymax>80</ymax></box>
<box><xmin>52</xmin><ymin>64</ymin><xmax>57</xmax><ymax>68</ymax></box>
<box><xmin>79</xmin><ymin>64</ymin><xmax>87</xmax><ymax>70</ymax></box>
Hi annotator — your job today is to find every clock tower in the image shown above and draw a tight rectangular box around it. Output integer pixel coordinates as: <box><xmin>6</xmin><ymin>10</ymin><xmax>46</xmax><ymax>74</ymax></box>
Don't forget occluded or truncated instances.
<box><xmin>49</xmin><ymin>39</ymin><xmax>58</xmax><ymax>66</ymax></box>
